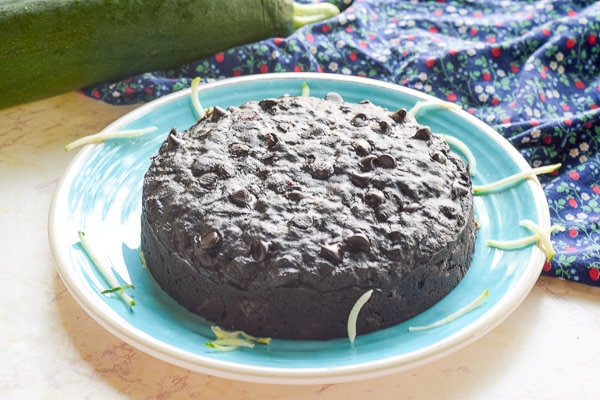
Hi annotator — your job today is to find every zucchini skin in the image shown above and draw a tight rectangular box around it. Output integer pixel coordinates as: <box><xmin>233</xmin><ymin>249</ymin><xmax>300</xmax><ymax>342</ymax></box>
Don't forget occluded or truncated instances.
<box><xmin>0</xmin><ymin>0</ymin><xmax>294</xmax><ymax>109</ymax></box>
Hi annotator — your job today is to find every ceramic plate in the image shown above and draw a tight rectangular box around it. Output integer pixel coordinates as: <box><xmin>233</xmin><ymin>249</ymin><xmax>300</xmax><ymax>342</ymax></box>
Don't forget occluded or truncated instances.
<box><xmin>49</xmin><ymin>73</ymin><xmax>549</xmax><ymax>384</ymax></box>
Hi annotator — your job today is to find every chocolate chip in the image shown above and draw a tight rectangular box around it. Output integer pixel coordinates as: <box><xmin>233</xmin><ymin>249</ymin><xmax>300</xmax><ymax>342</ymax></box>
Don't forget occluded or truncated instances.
<box><xmin>377</xmin><ymin>120</ymin><xmax>392</xmax><ymax>134</ymax></box>
<box><xmin>431</xmin><ymin>151</ymin><xmax>447</xmax><ymax>164</ymax></box>
<box><xmin>200</xmin><ymin>230</ymin><xmax>222</xmax><ymax>251</ymax></box>
<box><xmin>198</xmin><ymin>172</ymin><xmax>219</xmax><ymax>188</ymax></box>
<box><xmin>351</xmin><ymin>172</ymin><xmax>371</xmax><ymax>188</ymax></box>
<box><xmin>390</xmin><ymin>108</ymin><xmax>407</xmax><ymax>123</ymax></box>
<box><xmin>228</xmin><ymin>188</ymin><xmax>253</xmax><ymax>207</ymax></box>
<box><xmin>250</xmin><ymin>240</ymin><xmax>270</xmax><ymax>262</ymax></box>
<box><xmin>413</xmin><ymin>126</ymin><xmax>432</xmax><ymax>141</ymax></box>
<box><xmin>256</xmin><ymin>166</ymin><xmax>270</xmax><ymax>179</ymax></box>
<box><xmin>229</xmin><ymin>143</ymin><xmax>251</xmax><ymax>157</ymax></box>
<box><xmin>285</xmin><ymin>190</ymin><xmax>305</xmax><ymax>202</ymax></box>
<box><xmin>214</xmin><ymin>163</ymin><xmax>236</xmax><ymax>178</ymax></box>
<box><xmin>352</xmin><ymin>139</ymin><xmax>371</xmax><ymax>156</ymax></box>
<box><xmin>167</xmin><ymin>128</ymin><xmax>183</xmax><ymax>149</ymax></box>
<box><xmin>325</xmin><ymin>92</ymin><xmax>344</xmax><ymax>103</ymax></box>
<box><xmin>259</xmin><ymin>99</ymin><xmax>278</xmax><ymax>112</ymax></box>
<box><xmin>364</xmin><ymin>189</ymin><xmax>385</xmax><ymax>208</ymax></box>
<box><xmin>320</xmin><ymin>243</ymin><xmax>343</xmax><ymax>264</ymax></box>
<box><xmin>265</xmin><ymin>133</ymin><xmax>279</xmax><ymax>149</ymax></box>
<box><xmin>351</xmin><ymin>113</ymin><xmax>368</xmax><ymax>127</ymax></box>
<box><xmin>210</xmin><ymin>106</ymin><xmax>228</xmax><ymax>122</ymax></box>
<box><xmin>359</xmin><ymin>155</ymin><xmax>378</xmax><ymax>171</ymax></box>
<box><xmin>451</xmin><ymin>183</ymin><xmax>470</xmax><ymax>199</ymax></box>
<box><xmin>374</xmin><ymin>154</ymin><xmax>397</xmax><ymax>169</ymax></box>
<box><xmin>311</xmin><ymin>161</ymin><xmax>334</xmax><ymax>180</ymax></box>
<box><xmin>346</xmin><ymin>233</ymin><xmax>371</xmax><ymax>253</ymax></box>
<box><xmin>304</xmin><ymin>126</ymin><xmax>326</xmax><ymax>138</ymax></box>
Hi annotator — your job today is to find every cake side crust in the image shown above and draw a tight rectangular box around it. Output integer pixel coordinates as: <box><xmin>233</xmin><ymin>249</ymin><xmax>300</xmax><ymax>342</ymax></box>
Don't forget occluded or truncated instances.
<box><xmin>141</xmin><ymin>95</ymin><xmax>476</xmax><ymax>340</ymax></box>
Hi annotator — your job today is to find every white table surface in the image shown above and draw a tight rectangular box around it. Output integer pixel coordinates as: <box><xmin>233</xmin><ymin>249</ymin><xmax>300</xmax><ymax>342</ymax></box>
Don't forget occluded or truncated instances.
<box><xmin>1</xmin><ymin>92</ymin><xmax>599</xmax><ymax>400</ymax></box>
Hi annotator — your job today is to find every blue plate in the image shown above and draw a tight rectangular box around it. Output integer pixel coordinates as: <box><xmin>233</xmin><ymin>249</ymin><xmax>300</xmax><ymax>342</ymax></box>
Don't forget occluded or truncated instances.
<box><xmin>49</xmin><ymin>73</ymin><xmax>549</xmax><ymax>384</ymax></box>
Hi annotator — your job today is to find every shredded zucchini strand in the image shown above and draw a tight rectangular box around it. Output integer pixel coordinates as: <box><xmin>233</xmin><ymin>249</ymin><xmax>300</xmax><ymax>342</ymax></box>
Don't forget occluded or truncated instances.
<box><xmin>64</xmin><ymin>126</ymin><xmax>157</xmax><ymax>151</ymax></box>
<box><xmin>486</xmin><ymin>235</ymin><xmax>539</xmax><ymax>250</ymax></box>
<box><xmin>78</xmin><ymin>231</ymin><xmax>135</xmax><ymax>308</ymax></box>
<box><xmin>301</xmin><ymin>81</ymin><xmax>310</xmax><ymax>97</ymax></box>
<box><xmin>408</xmin><ymin>99</ymin><xmax>462</xmax><ymax>118</ymax></box>
<box><xmin>205</xmin><ymin>326</ymin><xmax>271</xmax><ymax>351</ymax></box>
<box><xmin>190</xmin><ymin>77</ymin><xmax>205</xmax><ymax>120</ymax></box>
<box><xmin>408</xmin><ymin>289</ymin><xmax>489</xmax><ymax>332</ymax></box>
<box><xmin>210</xmin><ymin>326</ymin><xmax>271</xmax><ymax>345</ymax></box>
<box><xmin>519</xmin><ymin>220</ymin><xmax>564</xmax><ymax>261</ymax></box>
<box><xmin>347</xmin><ymin>289</ymin><xmax>374</xmax><ymax>345</ymax></box>
<box><xmin>101</xmin><ymin>284</ymin><xmax>134</xmax><ymax>294</ymax></box>
<box><xmin>205</xmin><ymin>341</ymin><xmax>253</xmax><ymax>352</ymax></box>
<box><xmin>487</xmin><ymin>224</ymin><xmax>564</xmax><ymax>252</ymax></box>
<box><xmin>474</xmin><ymin>163</ymin><xmax>561</xmax><ymax>195</ymax></box>
<box><xmin>437</xmin><ymin>133</ymin><xmax>477</xmax><ymax>177</ymax></box>
<box><xmin>207</xmin><ymin>338</ymin><xmax>255</xmax><ymax>348</ymax></box>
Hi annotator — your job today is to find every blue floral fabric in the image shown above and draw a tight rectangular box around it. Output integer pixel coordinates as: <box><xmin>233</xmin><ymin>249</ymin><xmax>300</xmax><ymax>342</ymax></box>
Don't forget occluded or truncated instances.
<box><xmin>82</xmin><ymin>0</ymin><xmax>600</xmax><ymax>286</ymax></box>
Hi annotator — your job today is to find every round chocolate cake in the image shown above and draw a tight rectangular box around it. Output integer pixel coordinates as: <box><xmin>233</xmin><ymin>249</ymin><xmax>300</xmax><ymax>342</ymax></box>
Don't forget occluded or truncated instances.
<box><xmin>140</xmin><ymin>94</ymin><xmax>476</xmax><ymax>340</ymax></box>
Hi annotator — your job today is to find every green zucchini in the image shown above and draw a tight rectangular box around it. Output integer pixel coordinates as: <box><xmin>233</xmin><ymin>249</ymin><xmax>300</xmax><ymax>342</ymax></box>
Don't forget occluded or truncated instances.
<box><xmin>0</xmin><ymin>0</ymin><xmax>339</xmax><ymax>109</ymax></box>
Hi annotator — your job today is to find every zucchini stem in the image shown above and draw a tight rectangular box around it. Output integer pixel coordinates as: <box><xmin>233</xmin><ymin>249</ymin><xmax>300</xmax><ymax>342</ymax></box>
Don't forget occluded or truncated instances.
<box><xmin>293</xmin><ymin>2</ymin><xmax>340</xmax><ymax>30</ymax></box>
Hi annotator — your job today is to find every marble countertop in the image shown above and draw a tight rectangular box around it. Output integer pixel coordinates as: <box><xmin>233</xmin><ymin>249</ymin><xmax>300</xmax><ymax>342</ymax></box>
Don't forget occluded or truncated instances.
<box><xmin>1</xmin><ymin>92</ymin><xmax>599</xmax><ymax>400</ymax></box>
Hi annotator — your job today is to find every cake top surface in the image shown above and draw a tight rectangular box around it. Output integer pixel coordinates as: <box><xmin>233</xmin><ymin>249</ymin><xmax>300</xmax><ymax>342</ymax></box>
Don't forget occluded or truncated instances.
<box><xmin>142</xmin><ymin>94</ymin><xmax>473</xmax><ymax>292</ymax></box>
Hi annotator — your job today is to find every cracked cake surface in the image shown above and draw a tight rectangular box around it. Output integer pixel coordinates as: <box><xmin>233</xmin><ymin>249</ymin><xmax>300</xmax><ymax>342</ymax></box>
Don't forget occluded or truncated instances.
<box><xmin>140</xmin><ymin>94</ymin><xmax>476</xmax><ymax>340</ymax></box>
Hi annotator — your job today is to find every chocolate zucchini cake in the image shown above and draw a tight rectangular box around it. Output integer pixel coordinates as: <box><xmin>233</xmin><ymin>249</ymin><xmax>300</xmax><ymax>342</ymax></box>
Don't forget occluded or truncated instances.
<box><xmin>140</xmin><ymin>93</ymin><xmax>476</xmax><ymax>340</ymax></box>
